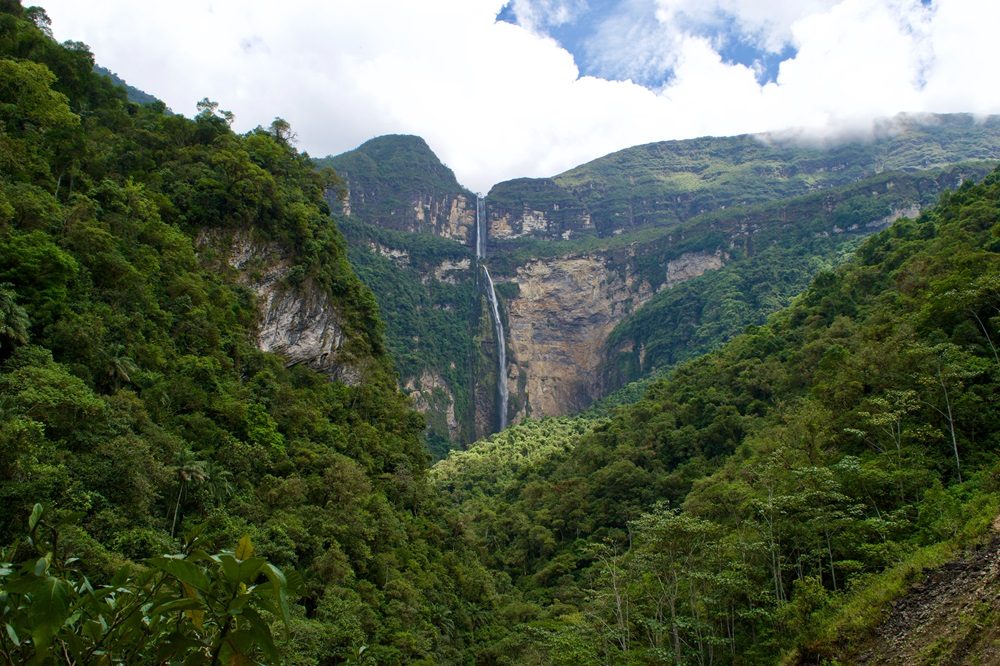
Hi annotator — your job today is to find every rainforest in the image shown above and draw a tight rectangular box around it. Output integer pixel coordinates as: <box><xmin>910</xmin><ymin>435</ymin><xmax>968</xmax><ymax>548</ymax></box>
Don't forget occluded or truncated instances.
<box><xmin>1</xmin><ymin>3</ymin><xmax>999</xmax><ymax>664</ymax></box>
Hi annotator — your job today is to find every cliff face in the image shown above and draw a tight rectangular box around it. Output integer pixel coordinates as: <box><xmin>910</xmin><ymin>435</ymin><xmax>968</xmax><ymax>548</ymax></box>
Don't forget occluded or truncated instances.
<box><xmin>486</xmin><ymin>114</ymin><xmax>1000</xmax><ymax>240</ymax></box>
<box><xmin>319</xmin><ymin>134</ymin><xmax>477</xmax><ymax>245</ymax></box>
<box><xmin>201</xmin><ymin>229</ymin><xmax>364</xmax><ymax>385</ymax></box>
<box><xmin>502</xmin><ymin>248</ymin><xmax>725</xmax><ymax>421</ymax></box>
<box><xmin>315</xmin><ymin>122</ymin><xmax>1000</xmax><ymax>449</ymax></box>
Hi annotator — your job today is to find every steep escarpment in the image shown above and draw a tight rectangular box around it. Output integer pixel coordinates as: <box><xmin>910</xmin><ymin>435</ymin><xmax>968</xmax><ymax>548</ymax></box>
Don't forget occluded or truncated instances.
<box><xmin>600</xmin><ymin>163</ymin><xmax>991</xmax><ymax>388</ymax></box>
<box><xmin>487</xmin><ymin>114</ymin><xmax>1000</xmax><ymax>240</ymax></box>
<box><xmin>318</xmin><ymin>134</ymin><xmax>478</xmax><ymax>243</ymax></box>
<box><xmin>502</xmin><ymin>249</ymin><xmax>721</xmax><ymax>420</ymax></box>
<box><xmin>323</xmin><ymin>126</ymin><xmax>999</xmax><ymax>447</ymax></box>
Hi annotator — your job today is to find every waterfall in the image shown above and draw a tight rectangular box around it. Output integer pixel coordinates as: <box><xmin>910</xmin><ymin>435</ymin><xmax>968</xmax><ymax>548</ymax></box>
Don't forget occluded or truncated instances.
<box><xmin>475</xmin><ymin>195</ymin><xmax>486</xmax><ymax>259</ymax></box>
<box><xmin>482</xmin><ymin>265</ymin><xmax>509</xmax><ymax>430</ymax></box>
<box><xmin>476</xmin><ymin>195</ymin><xmax>508</xmax><ymax>430</ymax></box>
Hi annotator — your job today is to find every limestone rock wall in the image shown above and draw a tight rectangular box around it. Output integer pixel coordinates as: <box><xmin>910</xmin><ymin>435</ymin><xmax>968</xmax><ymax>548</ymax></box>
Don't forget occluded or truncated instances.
<box><xmin>501</xmin><ymin>248</ymin><xmax>727</xmax><ymax>421</ymax></box>
<box><xmin>202</xmin><ymin>229</ymin><xmax>364</xmax><ymax>385</ymax></box>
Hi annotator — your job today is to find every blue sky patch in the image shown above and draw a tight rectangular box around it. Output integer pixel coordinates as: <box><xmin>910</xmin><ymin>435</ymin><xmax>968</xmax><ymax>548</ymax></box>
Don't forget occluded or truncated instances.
<box><xmin>497</xmin><ymin>0</ymin><xmax>795</xmax><ymax>89</ymax></box>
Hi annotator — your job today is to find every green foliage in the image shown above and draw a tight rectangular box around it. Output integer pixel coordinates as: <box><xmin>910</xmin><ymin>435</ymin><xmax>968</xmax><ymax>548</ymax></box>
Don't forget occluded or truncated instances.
<box><xmin>435</xmin><ymin>164</ymin><xmax>1000</xmax><ymax>663</ymax></box>
<box><xmin>338</xmin><ymin>216</ymin><xmax>480</xmax><ymax>452</ymax></box>
<box><xmin>488</xmin><ymin>116</ymin><xmax>1000</xmax><ymax>238</ymax></box>
<box><xmin>0</xmin><ymin>505</ymin><xmax>294</xmax><ymax>664</ymax></box>
<box><xmin>0</xmin><ymin>7</ymin><xmax>499</xmax><ymax>663</ymax></box>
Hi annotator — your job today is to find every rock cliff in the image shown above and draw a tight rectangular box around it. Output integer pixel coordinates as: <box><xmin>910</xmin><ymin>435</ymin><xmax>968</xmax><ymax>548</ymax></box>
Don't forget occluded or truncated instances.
<box><xmin>501</xmin><ymin>248</ymin><xmax>726</xmax><ymax>421</ymax></box>
<box><xmin>200</xmin><ymin>229</ymin><xmax>364</xmax><ymax>385</ymax></box>
<box><xmin>486</xmin><ymin>114</ymin><xmax>1000</xmax><ymax>240</ymax></box>
<box><xmin>318</xmin><ymin>134</ymin><xmax>477</xmax><ymax>245</ymax></box>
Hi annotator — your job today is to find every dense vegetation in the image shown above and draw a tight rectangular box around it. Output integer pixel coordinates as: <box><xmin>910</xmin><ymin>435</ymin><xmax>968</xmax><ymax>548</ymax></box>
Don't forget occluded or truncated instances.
<box><xmin>434</xmin><ymin>165</ymin><xmax>1000</xmax><ymax>663</ymax></box>
<box><xmin>3</xmin><ymin>3</ymin><xmax>999</xmax><ymax>664</ymax></box>
<box><xmin>336</xmin><ymin>216</ymin><xmax>483</xmax><ymax>454</ymax></box>
<box><xmin>0</xmin><ymin>6</ymin><xmax>499</xmax><ymax>662</ymax></box>
<box><xmin>488</xmin><ymin>115</ymin><xmax>1000</xmax><ymax>237</ymax></box>
<box><xmin>600</xmin><ymin>165</ymin><xmax>992</xmax><ymax>388</ymax></box>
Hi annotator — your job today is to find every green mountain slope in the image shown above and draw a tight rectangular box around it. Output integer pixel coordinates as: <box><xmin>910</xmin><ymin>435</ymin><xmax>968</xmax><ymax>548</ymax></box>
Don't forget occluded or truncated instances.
<box><xmin>433</xmin><ymin>165</ymin><xmax>1000</xmax><ymax>664</ymax></box>
<box><xmin>94</xmin><ymin>65</ymin><xmax>164</xmax><ymax>107</ymax></box>
<box><xmin>0</xmin><ymin>6</ymin><xmax>498</xmax><ymax>663</ymax></box>
<box><xmin>488</xmin><ymin>114</ymin><xmax>1000</xmax><ymax>238</ymax></box>
<box><xmin>316</xmin><ymin>134</ymin><xmax>477</xmax><ymax>236</ymax></box>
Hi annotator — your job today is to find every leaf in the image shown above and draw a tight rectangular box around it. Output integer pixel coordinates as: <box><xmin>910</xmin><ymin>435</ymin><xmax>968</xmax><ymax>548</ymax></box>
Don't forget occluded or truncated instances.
<box><xmin>218</xmin><ymin>553</ymin><xmax>240</xmax><ymax>584</ymax></box>
<box><xmin>147</xmin><ymin>557</ymin><xmax>210</xmax><ymax>592</ymax></box>
<box><xmin>149</xmin><ymin>597</ymin><xmax>204</xmax><ymax>615</ymax></box>
<box><xmin>183</xmin><ymin>521</ymin><xmax>206</xmax><ymax>547</ymax></box>
<box><xmin>33</xmin><ymin>556</ymin><xmax>49</xmax><ymax>576</ymax></box>
<box><xmin>235</xmin><ymin>535</ymin><xmax>254</xmax><ymax>561</ymax></box>
<box><xmin>181</xmin><ymin>582</ymin><xmax>204</xmax><ymax>630</ymax></box>
<box><xmin>5</xmin><ymin>623</ymin><xmax>19</xmax><ymax>647</ymax></box>
<box><xmin>260</xmin><ymin>562</ymin><xmax>290</xmax><ymax>630</ymax></box>
<box><xmin>28</xmin><ymin>503</ymin><xmax>43</xmax><ymax>531</ymax></box>
<box><xmin>26</xmin><ymin>575</ymin><xmax>72</xmax><ymax>664</ymax></box>
<box><xmin>243</xmin><ymin>608</ymin><xmax>279</xmax><ymax>663</ymax></box>
<box><xmin>236</xmin><ymin>557</ymin><xmax>265</xmax><ymax>585</ymax></box>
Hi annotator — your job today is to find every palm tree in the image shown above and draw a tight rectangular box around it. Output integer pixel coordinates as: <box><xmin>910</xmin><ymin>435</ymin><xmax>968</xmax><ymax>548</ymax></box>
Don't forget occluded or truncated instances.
<box><xmin>203</xmin><ymin>460</ymin><xmax>234</xmax><ymax>506</ymax></box>
<box><xmin>169</xmin><ymin>449</ymin><xmax>208</xmax><ymax>537</ymax></box>
<box><xmin>104</xmin><ymin>344</ymin><xmax>139</xmax><ymax>391</ymax></box>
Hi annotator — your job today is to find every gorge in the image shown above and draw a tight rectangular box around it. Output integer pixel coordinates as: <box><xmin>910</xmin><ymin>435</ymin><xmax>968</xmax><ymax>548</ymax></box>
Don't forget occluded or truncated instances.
<box><xmin>4</xmin><ymin>4</ymin><xmax>1000</xmax><ymax>664</ymax></box>
<box><xmin>319</xmin><ymin>119</ymin><xmax>1000</xmax><ymax>449</ymax></box>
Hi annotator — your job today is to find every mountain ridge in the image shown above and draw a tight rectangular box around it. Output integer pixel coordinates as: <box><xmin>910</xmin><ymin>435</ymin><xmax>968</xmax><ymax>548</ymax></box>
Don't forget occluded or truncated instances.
<box><xmin>321</xmin><ymin>119</ymin><xmax>1000</xmax><ymax>446</ymax></box>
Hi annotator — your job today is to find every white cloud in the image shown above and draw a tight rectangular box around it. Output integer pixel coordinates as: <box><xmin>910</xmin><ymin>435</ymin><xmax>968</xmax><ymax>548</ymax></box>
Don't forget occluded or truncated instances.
<box><xmin>39</xmin><ymin>0</ymin><xmax>1000</xmax><ymax>193</ymax></box>
<box><xmin>509</xmin><ymin>0</ymin><xmax>589</xmax><ymax>31</ymax></box>
<box><xmin>654</xmin><ymin>0</ymin><xmax>840</xmax><ymax>52</ymax></box>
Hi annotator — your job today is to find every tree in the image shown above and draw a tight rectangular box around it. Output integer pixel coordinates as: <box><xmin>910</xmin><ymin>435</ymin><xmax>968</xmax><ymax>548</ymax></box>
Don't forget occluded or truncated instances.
<box><xmin>0</xmin><ymin>284</ymin><xmax>29</xmax><ymax>354</ymax></box>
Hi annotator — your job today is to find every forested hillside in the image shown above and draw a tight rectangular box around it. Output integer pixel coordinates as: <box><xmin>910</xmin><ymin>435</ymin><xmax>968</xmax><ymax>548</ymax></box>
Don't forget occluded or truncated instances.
<box><xmin>434</xmin><ymin>165</ymin><xmax>1000</xmax><ymax>664</ymax></box>
<box><xmin>488</xmin><ymin>115</ymin><xmax>1000</xmax><ymax>239</ymax></box>
<box><xmin>326</xmin><ymin>122</ymin><xmax>998</xmax><ymax>448</ymax></box>
<box><xmin>3</xmin><ymin>2</ymin><xmax>1000</xmax><ymax>664</ymax></box>
<box><xmin>0</xmin><ymin>6</ymin><xmax>499</xmax><ymax>663</ymax></box>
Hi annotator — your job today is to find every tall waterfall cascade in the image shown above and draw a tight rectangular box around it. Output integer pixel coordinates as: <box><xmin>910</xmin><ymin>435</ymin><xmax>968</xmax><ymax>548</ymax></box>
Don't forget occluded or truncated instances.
<box><xmin>476</xmin><ymin>196</ymin><xmax>508</xmax><ymax>430</ymax></box>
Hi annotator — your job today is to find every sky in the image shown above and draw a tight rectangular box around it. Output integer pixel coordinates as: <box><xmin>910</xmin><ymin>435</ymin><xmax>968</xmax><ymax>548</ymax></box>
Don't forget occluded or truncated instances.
<box><xmin>40</xmin><ymin>0</ymin><xmax>1000</xmax><ymax>193</ymax></box>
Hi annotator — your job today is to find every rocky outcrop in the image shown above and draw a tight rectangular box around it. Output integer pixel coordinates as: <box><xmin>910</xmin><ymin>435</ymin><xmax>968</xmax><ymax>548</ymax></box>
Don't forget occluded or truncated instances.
<box><xmin>665</xmin><ymin>250</ymin><xmax>725</xmax><ymax>287</ymax></box>
<box><xmin>404</xmin><ymin>370</ymin><xmax>460</xmax><ymax>442</ymax></box>
<box><xmin>201</xmin><ymin>229</ymin><xmax>363</xmax><ymax>385</ymax></box>
<box><xmin>428</xmin><ymin>258</ymin><xmax>471</xmax><ymax>284</ymax></box>
<box><xmin>502</xmin><ymin>248</ymin><xmax>727</xmax><ymax>420</ymax></box>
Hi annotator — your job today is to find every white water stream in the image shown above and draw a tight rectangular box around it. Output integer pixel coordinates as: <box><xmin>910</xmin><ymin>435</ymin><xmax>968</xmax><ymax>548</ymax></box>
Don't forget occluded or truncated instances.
<box><xmin>476</xmin><ymin>196</ymin><xmax>508</xmax><ymax>430</ymax></box>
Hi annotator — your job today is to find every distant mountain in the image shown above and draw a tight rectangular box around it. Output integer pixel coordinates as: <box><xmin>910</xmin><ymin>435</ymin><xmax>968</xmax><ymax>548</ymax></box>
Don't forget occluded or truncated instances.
<box><xmin>486</xmin><ymin>114</ymin><xmax>1000</xmax><ymax>240</ymax></box>
<box><xmin>322</xmin><ymin>118</ymin><xmax>999</xmax><ymax>450</ymax></box>
<box><xmin>316</xmin><ymin>135</ymin><xmax>477</xmax><ymax>242</ymax></box>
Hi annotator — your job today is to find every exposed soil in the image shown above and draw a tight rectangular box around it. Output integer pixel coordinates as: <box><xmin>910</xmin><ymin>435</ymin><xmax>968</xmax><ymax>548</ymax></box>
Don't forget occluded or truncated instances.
<box><xmin>850</xmin><ymin>518</ymin><xmax>1000</xmax><ymax>665</ymax></box>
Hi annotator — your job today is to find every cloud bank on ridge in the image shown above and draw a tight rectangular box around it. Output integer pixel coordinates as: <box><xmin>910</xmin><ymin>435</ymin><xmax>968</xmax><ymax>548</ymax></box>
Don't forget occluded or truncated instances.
<box><xmin>41</xmin><ymin>0</ymin><xmax>1000</xmax><ymax>192</ymax></box>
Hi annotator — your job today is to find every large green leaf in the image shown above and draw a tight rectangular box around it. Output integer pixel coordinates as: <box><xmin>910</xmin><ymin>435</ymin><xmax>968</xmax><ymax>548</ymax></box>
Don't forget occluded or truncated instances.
<box><xmin>148</xmin><ymin>557</ymin><xmax>210</xmax><ymax>592</ymax></box>
<box><xmin>25</xmin><ymin>575</ymin><xmax>72</xmax><ymax>664</ymax></box>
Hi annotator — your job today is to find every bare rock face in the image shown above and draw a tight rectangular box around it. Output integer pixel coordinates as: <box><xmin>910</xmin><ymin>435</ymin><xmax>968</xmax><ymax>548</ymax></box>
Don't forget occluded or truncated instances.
<box><xmin>501</xmin><ymin>248</ymin><xmax>729</xmax><ymax>420</ymax></box>
<box><xmin>202</xmin><ymin>230</ymin><xmax>363</xmax><ymax>385</ymax></box>
<box><xmin>414</xmin><ymin>193</ymin><xmax>476</xmax><ymax>244</ymax></box>
<box><xmin>665</xmin><ymin>250</ymin><xmax>725</xmax><ymax>287</ymax></box>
